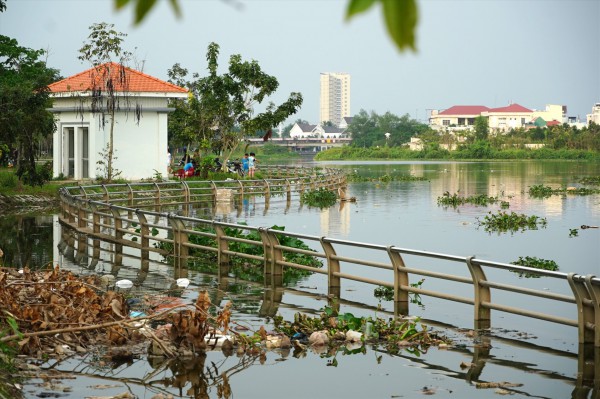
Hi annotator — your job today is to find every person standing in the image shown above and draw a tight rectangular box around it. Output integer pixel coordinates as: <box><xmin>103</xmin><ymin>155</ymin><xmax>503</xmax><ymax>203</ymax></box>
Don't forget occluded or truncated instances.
<box><xmin>242</xmin><ymin>153</ymin><xmax>249</xmax><ymax>176</ymax></box>
<box><xmin>167</xmin><ymin>149</ymin><xmax>173</xmax><ymax>175</ymax></box>
<box><xmin>248</xmin><ymin>152</ymin><xmax>257</xmax><ymax>178</ymax></box>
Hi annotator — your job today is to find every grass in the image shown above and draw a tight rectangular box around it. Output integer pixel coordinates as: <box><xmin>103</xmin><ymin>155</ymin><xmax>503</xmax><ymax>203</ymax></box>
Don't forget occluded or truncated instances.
<box><xmin>0</xmin><ymin>168</ymin><xmax>70</xmax><ymax>197</ymax></box>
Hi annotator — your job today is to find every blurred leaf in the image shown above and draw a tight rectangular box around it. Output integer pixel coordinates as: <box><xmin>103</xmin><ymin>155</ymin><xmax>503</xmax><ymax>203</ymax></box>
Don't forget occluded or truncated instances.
<box><xmin>346</xmin><ymin>0</ymin><xmax>377</xmax><ymax>18</ymax></box>
<box><xmin>382</xmin><ymin>0</ymin><xmax>418</xmax><ymax>51</ymax></box>
<box><xmin>135</xmin><ymin>0</ymin><xmax>157</xmax><ymax>24</ymax></box>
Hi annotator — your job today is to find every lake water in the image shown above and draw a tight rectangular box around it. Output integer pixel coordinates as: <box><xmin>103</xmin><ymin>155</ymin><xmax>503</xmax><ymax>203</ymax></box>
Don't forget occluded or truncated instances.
<box><xmin>2</xmin><ymin>159</ymin><xmax>599</xmax><ymax>399</ymax></box>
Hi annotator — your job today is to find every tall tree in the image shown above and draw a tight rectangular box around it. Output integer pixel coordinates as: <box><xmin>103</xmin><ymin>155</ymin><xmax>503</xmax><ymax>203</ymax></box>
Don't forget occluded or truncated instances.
<box><xmin>78</xmin><ymin>22</ymin><xmax>137</xmax><ymax>181</ymax></box>
<box><xmin>0</xmin><ymin>35</ymin><xmax>59</xmax><ymax>185</ymax></box>
<box><xmin>473</xmin><ymin>115</ymin><xmax>489</xmax><ymax>141</ymax></box>
<box><xmin>168</xmin><ymin>42</ymin><xmax>303</xmax><ymax>164</ymax></box>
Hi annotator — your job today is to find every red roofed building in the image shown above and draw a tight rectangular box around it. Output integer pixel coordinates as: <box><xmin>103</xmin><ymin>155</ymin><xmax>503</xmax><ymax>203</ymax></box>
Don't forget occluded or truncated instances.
<box><xmin>429</xmin><ymin>105</ymin><xmax>490</xmax><ymax>131</ymax></box>
<box><xmin>49</xmin><ymin>63</ymin><xmax>188</xmax><ymax>180</ymax></box>
<box><xmin>482</xmin><ymin>103</ymin><xmax>533</xmax><ymax>131</ymax></box>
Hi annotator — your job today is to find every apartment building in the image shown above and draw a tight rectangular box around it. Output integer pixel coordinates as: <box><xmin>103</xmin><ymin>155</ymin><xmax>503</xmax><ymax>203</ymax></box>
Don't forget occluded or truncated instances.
<box><xmin>587</xmin><ymin>103</ymin><xmax>600</xmax><ymax>125</ymax></box>
<box><xmin>320</xmin><ymin>72</ymin><xmax>351</xmax><ymax>127</ymax></box>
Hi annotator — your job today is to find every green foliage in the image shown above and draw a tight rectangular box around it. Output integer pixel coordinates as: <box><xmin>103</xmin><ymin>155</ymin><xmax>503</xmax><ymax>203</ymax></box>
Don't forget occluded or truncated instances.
<box><xmin>95</xmin><ymin>143</ymin><xmax>122</xmax><ymax>183</ymax></box>
<box><xmin>347</xmin><ymin>109</ymin><xmax>428</xmax><ymax>148</ymax></box>
<box><xmin>115</xmin><ymin>0</ymin><xmax>419</xmax><ymax>52</ymax></box>
<box><xmin>301</xmin><ymin>188</ymin><xmax>338</xmax><ymax>208</ymax></box>
<box><xmin>578</xmin><ymin>176</ymin><xmax>600</xmax><ymax>185</ymax></box>
<box><xmin>161</xmin><ymin>224</ymin><xmax>322</xmax><ymax>285</ymax></box>
<box><xmin>346</xmin><ymin>0</ymin><xmax>418</xmax><ymax>51</ymax></box>
<box><xmin>437</xmin><ymin>191</ymin><xmax>502</xmax><ymax>207</ymax></box>
<box><xmin>19</xmin><ymin>160</ymin><xmax>52</xmax><ymax>187</ymax></box>
<box><xmin>0</xmin><ymin>35</ymin><xmax>59</xmax><ymax>187</ymax></box>
<box><xmin>0</xmin><ymin>171</ymin><xmax>18</xmax><ymax>189</ymax></box>
<box><xmin>346</xmin><ymin>172</ymin><xmax>427</xmax><ymax>183</ymax></box>
<box><xmin>373</xmin><ymin>279</ymin><xmax>425</xmax><ymax>304</ymax></box>
<box><xmin>167</xmin><ymin>43</ymin><xmax>302</xmax><ymax>163</ymax></box>
<box><xmin>476</xmin><ymin>211</ymin><xmax>547</xmax><ymax>234</ymax></box>
<box><xmin>528</xmin><ymin>184</ymin><xmax>600</xmax><ymax>198</ymax></box>
<box><xmin>510</xmin><ymin>256</ymin><xmax>559</xmax><ymax>278</ymax></box>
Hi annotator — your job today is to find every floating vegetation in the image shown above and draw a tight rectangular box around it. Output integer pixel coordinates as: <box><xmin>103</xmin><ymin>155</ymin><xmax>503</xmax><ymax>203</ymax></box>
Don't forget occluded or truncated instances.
<box><xmin>510</xmin><ymin>256</ymin><xmax>559</xmax><ymax>278</ymax></box>
<box><xmin>578</xmin><ymin>176</ymin><xmax>600</xmax><ymax>185</ymax></box>
<box><xmin>569</xmin><ymin>228</ymin><xmax>579</xmax><ymax>237</ymax></box>
<box><xmin>437</xmin><ymin>191</ymin><xmax>503</xmax><ymax>207</ymax></box>
<box><xmin>476</xmin><ymin>211</ymin><xmax>547</xmax><ymax>234</ymax></box>
<box><xmin>528</xmin><ymin>184</ymin><xmax>600</xmax><ymax>198</ymax></box>
<box><xmin>273</xmin><ymin>305</ymin><xmax>449</xmax><ymax>361</ymax></box>
<box><xmin>158</xmin><ymin>224</ymin><xmax>322</xmax><ymax>284</ymax></box>
<box><xmin>301</xmin><ymin>187</ymin><xmax>337</xmax><ymax>208</ymax></box>
<box><xmin>346</xmin><ymin>172</ymin><xmax>428</xmax><ymax>183</ymax></box>
<box><xmin>373</xmin><ymin>279</ymin><xmax>425</xmax><ymax>305</ymax></box>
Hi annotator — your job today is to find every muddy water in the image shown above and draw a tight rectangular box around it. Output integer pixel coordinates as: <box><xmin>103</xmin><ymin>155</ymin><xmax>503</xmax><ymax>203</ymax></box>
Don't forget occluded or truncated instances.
<box><xmin>2</xmin><ymin>160</ymin><xmax>599</xmax><ymax>398</ymax></box>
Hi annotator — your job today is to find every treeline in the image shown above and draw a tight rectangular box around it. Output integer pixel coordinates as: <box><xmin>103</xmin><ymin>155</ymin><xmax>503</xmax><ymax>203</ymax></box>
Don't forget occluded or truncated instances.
<box><xmin>315</xmin><ymin>110</ymin><xmax>600</xmax><ymax>160</ymax></box>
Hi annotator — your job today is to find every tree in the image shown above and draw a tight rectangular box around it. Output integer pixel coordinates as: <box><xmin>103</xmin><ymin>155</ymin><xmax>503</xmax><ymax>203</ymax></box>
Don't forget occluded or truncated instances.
<box><xmin>168</xmin><ymin>42</ymin><xmax>303</xmax><ymax>164</ymax></box>
<box><xmin>0</xmin><ymin>35</ymin><xmax>59</xmax><ymax>185</ymax></box>
<box><xmin>113</xmin><ymin>0</ymin><xmax>418</xmax><ymax>52</ymax></box>
<box><xmin>349</xmin><ymin>109</ymin><xmax>429</xmax><ymax>147</ymax></box>
<box><xmin>77</xmin><ymin>22</ymin><xmax>137</xmax><ymax>181</ymax></box>
<box><xmin>473</xmin><ymin>116</ymin><xmax>489</xmax><ymax>141</ymax></box>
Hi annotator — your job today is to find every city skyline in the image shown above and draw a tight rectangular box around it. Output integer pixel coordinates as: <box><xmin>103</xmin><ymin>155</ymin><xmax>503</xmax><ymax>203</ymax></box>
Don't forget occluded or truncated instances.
<box><xmin>1</xmin><ymin>0</ymin><xmax>598</xmax><ymax>126</ymax></box>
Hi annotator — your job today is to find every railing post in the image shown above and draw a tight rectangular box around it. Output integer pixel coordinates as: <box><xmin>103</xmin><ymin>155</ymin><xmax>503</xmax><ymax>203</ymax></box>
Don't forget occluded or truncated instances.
<box><xmin>88</xmin><ymin>201</ymin><xmax>101</xmax><ymax>260</ymax></box>
<box><xmin>258</xmin><ymin>227</ymin><xmax>284</xmax><ymax>287</ymax></box>
<box><xmin>215</xmin><ymin>224</ymin><xmax>230</xmax><ymax>276</ymax></box>
<box><xmin>153</xmin><ymin>183</ymin><xmax>161</xmax><ymax>212</ymax></box>
<box><xmin>109</xmin><ymin>207</ymin><xmax>123</xmax><ymax>266</ymax></box>
<box><xmin>285</xmin><ymin>178</ymin><xmax>292</xmax><ymax>203</ymax></box>
<box><xmin>387</xmin><ymin>246</ymin><xmax>409</xmax><ymax>317</ymax></box>
<box><xmin>135</xmin><ymin>210</ymin><xmax>149</xmax><ymax>267</ymax></box>
<box><xmin>320</xmin><ymin>237</ymin><xmax>340</xmax><ymax>309</ymax></box>
<box><xmin>263</xmin><ymin>180</ymin><xmax>271</xmax><ymax>204</ymax></box>
<box><xmin>465</xmin><ymin>256</ymin><xmax>491</xmax><ymax>329</ymax></box>
<box><xmin>568</xmin><ymin>273</ymin><xmax>596</xmax><ymax>347</ymax></box>
<box><xmin>182</xmin><ymin>181</ymin><xmax>191</xmax><ymax>203</ymax></box>
<box><xmin>168</xmin><ymin>215</ymin><xmax>189</xmax><ymax>269</ymax></box>
<box><xmin>583</xmin><ymin>275</ymin><xmax>600</xmax><ymax>348</ymax></box>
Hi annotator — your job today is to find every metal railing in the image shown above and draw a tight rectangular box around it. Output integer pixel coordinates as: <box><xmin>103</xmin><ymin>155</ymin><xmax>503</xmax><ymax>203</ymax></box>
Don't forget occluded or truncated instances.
<box><xmin>58</xmin><ymin>166</ymin><xmax>599</xmax><ymax>359</ymax></box>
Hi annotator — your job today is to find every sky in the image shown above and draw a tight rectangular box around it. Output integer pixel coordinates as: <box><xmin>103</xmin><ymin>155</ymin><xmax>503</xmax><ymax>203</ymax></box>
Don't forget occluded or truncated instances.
<box><xmin>1</xmin><ymin>0</ymin><xmax>599</xmax><ymax>127</ymax></box>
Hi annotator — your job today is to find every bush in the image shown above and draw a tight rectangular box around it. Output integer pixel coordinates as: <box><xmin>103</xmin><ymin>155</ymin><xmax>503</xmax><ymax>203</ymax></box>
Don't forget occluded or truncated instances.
<box><xmin>0</xmin><ymin>171</ymin><xmax>18</xmax><ymax>189</ymax></box>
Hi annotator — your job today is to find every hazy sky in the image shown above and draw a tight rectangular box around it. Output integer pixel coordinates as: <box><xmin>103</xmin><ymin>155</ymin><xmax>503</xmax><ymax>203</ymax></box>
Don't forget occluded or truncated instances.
<box><xmin>1</xmin><ymin>0</ymin><xmax>598</xmax><ymax>126</ymax></box>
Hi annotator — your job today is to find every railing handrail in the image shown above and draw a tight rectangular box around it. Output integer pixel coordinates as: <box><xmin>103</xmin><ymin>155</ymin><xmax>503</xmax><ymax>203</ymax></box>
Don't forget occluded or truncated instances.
<box><xmin>57</xmin><ymin>165</ymin><xmax>600</xmax><ymax>354</ymax></box>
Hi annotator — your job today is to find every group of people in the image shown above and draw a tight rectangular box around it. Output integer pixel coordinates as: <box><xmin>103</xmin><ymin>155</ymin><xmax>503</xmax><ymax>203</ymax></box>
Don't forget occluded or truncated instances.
<box><xmin>241</xmin><ymin>152</ymin><xmax>257</xmax><ymax>177</ymax></box>
<box><xmin>166</xmin><ymin>148</ymin><xmax>257</xmax><ymax>178</ymax></box>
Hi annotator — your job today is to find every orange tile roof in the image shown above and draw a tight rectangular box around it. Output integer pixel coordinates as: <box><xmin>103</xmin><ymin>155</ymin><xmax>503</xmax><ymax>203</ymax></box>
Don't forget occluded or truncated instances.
<box><xmin>48</xmin><ymin>62</ymin><xmax>187</xmax><ymax>94</ymax></box>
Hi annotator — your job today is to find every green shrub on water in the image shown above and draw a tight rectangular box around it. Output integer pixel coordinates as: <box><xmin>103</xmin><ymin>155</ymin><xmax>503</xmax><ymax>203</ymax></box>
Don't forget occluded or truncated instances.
<box><xmin>577</xmin><ymin>176</ymin><xmax>600</xmax><ymax>186</ymax></box>
<box><xmin>510</xmin><ymin>256</ymin><xmax>559</xmax><ymax>278</ymax></box>
<box><xmin>476</xmin><ymin>210</ymin><xmax>547</xmax><ymax>233</ymax></box>
<box><xmin>437</xmin><ymin>191</ymin><xmax>501</xmax><ymax>207</ymax></box>
<box><xmin>528</xmin><ymin>184</ymin><xmax>554</xmax><ymax>198</ymax></box>
<box><xmin>301</xmin><ymin>187</ymin><xmax>337</xmax><ymax>208</ymax></box>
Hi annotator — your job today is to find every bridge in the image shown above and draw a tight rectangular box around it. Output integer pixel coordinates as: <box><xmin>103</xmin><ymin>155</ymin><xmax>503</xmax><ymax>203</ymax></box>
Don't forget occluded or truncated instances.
<box><xmin>246</xmin><ymin>137</ymin><xmax>352</xmax><ymax>152</ymax></box>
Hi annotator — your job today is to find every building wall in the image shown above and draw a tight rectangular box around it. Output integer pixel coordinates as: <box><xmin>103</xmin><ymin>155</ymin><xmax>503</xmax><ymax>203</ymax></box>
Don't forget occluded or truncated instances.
<box><xmin>532</xmin><ymin>104</ymin><xmax>564</xmax><ymax>124</ymax></box>
<box><xmin>52</xmin><ymin>96</ymin><xmax>171</xmax><ymax>180</ymax></box>
<box><xmin>320</xmin><ymin>73</ymin><xmax>351</xmax><ymax>127</ymax></box>
<box><xmin>587</xmin><ymin>103</ymin><xmax>600</xmax><ymax>125</ymax></box>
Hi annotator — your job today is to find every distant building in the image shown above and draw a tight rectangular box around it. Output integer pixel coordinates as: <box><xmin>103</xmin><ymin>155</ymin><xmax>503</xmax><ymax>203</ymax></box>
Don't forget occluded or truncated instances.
<box><xmin>320</xmin><ymin>72</ymin><xmax>351</xmax><ymax>127</ymax></box>
<box><xmin>429</xmin><ymin>103</ymin><xmax>566</xmax><ymax>133</ymax></box>
<box><xmin>587</xmin><ymin>103</ymin><xmax>600</xmax><ymax>125</ymax></box>
<box><xmin>339</xmin><ymin>116</ymin><xmax>354</xmax><ymax>130</ymax></box>
<box><xmin>289</xmin><ymin>122</ymin><xmax>346</xmax><ymax>139</ymax></box>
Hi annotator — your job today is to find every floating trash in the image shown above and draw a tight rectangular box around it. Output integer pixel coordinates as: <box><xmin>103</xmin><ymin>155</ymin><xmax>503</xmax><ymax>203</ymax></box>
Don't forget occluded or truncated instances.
<box><xmin>115</xmin><ymin>279</ymin><xmax>134</xmax><ymax>289</ymax></box>
<box><xmin>176</xmin><ymin>278</ymin><xmax>190</xmax><ymax>288</ymax></box>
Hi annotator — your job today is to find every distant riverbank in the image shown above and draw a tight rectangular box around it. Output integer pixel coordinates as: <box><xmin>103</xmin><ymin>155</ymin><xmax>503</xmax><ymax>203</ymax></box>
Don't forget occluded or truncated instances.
<box><xmin>314</xmin><ymin>146</ymin><xmax>600</xmax><ymax>161</ymax></box>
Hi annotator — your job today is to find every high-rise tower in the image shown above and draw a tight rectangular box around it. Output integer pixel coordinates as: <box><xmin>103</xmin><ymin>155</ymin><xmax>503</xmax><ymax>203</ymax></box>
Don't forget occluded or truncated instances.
<box><xmin>320</xmin><ymin>72</ymin><xmax>351</xmax><ymax>127</ymax></box>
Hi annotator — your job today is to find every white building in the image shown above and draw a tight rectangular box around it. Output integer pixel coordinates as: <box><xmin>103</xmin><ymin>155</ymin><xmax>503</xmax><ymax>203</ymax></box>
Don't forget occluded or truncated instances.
<box><xmin>320</xmin><ymin>72</ymin><xmax>351</xmax><ymax>127</ymax></box>
<box><xmin>48</xmin><ymin>63</ymin><xmax>188</xmax><ymax>180</ymax></box>
<box><xmin>587</xmin><ymin>103</ymin><xmax>600</xmax><ymax>125</ymax></box>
